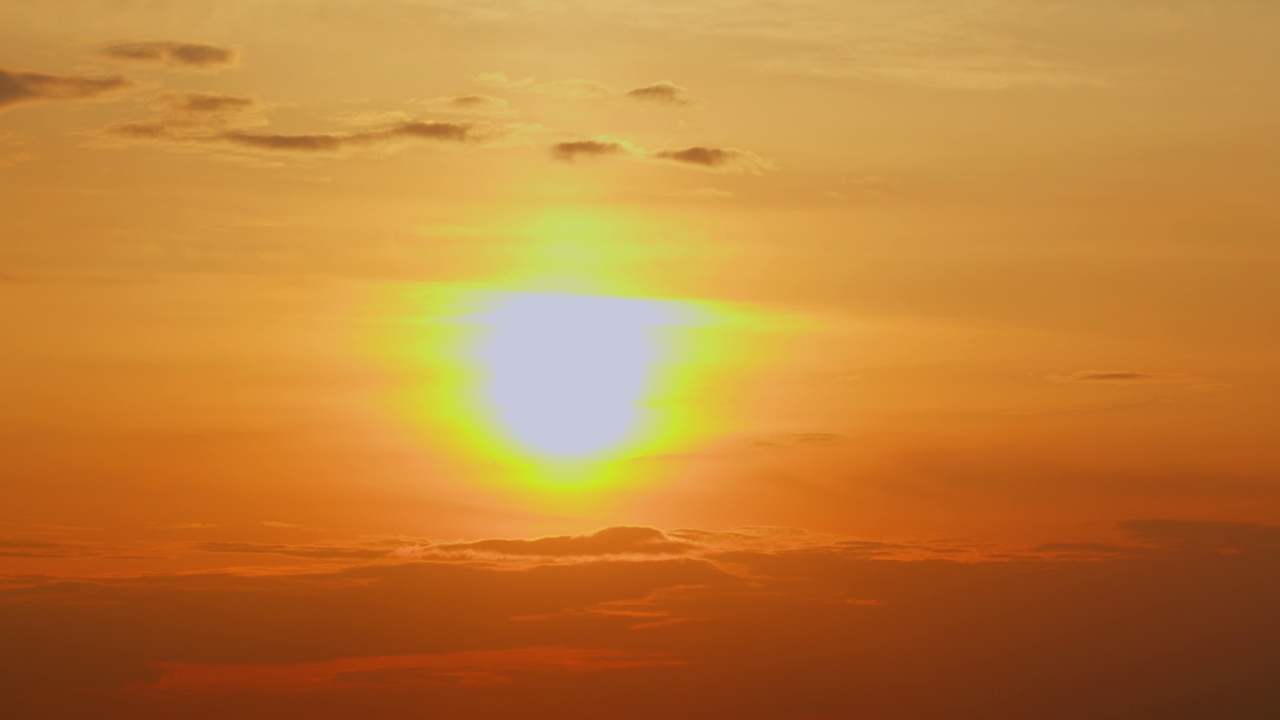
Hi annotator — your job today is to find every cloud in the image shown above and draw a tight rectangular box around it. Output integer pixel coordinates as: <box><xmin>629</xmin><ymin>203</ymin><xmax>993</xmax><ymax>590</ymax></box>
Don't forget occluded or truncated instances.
<box><xmin>144</xmin><ymin>647</ymin><xmax>684</xmax><ymax>693</ymax></box>
<box><xmin>428</xmin><ymin>526</ymin><xmax>700</xmax><ymax>558</ymax></box>
<box><xmin>105</xmin><ymin>99</ymin><xmax>499</xmax><ymax>156</ymax></box>
<box><xmin>193</xmin><ymin>541</ymin><xmax>389</xmax><ymax>560</ymax></box>
<box><xmin>746</xmin><ymin>432</ymin><xmax>847</xmax><ymax>448</ymax></box>
<box><xmin>219</xmin><ymin>120</ymin><xmax>479</xmax><ymax>152</ymax></box>
<box><xmin>623</xmin><ymin>81</ymin><xmax>691</xmax><ymax>105</ymax></box>
<box><xmin>479</xmin><ymin>71</ymin><xmax>694</xmax><ymax>106</ymax></box>
<box><xmin>218</xmin><ymin>131</ymin><xmax>356</xmax><ymax>152</ymax></box>
<box><xmin>4</xmin><ymin>521</ymin><xmax>1280</xmax><ymax>718</ymax></box>
<box><xmin>157</xmin><ymin>91</ymin><xmax>257</xmax><ymax>116</ymax></box>
<box><xmin>650</xmin><ymin>146</ymin><xmax>772</xmax><ymax>174</ymax></box>
<box><xmin>549</xmin><ymin>137</ymin><xmax>771</xmax><ymax>174</ymax></box>
<box><xmin>1121</xmin><ymin>519</ymin><xmax>1280</xmax><ymax>553</ymax></box>
<box><xmin>766</xmin><ymin>52</ymin><xmax>1104</xmax><ymax>90</ymax></box>
<box><xmin>147</xmin><ymin>522</ymin><xmax>217</xmax><ymax>530</ymax></box>
<box><xmin>550</xmin><ymin>138</ymin><xmax>633</xmax><ymax>161</ymax></box>
<box><xmin>100</xmin><ymin>91</ymin><xmax>263</xmax><ymax>144</ymax></box>
<box><xmin>0</xmin><ymin>68</ymin><xmax>132</xmax><ymax>113</ymax></box>
<box><xmin>410</xmin><ymin>94</ymin><xmax>515</xmax><ymax>117</ymax></box>
<box><xmin>106</xmin><ymin>120</ymin><xmax>191</xmax><ymax>142</ymax></box>
<box><xmin>98</xmin><ymin>40</ymin><xmax>237</xmax><ymax>69</ymax></box>
<box><xmin>0</xmin><ymin>539</ymin><xmax>95</xmax><ymax>558</ymax></box>
<box><xmin>1052</xmin><ymin>371</ymin><xmax>1216</xmax><ymax>385</ymax></box>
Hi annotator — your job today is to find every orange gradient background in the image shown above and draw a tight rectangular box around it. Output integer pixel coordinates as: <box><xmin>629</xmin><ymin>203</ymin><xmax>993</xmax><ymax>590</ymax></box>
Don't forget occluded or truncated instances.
<box><xmin>2</xmin><ymin>1</ymin><xmax>1279</xmax><ymax>717</ymax></box>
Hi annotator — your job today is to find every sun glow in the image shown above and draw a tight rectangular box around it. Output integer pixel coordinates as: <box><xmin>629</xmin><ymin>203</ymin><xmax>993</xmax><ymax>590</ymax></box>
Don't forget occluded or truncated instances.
<box><xmin>370</xmin><ymin>281</ymin><xmax>727</xmax><ymax>490</ymax></box>
<box><xmin>370</xmin><ymin>209</ymin><xmax>738</xmax><ymax>490</ymax></box>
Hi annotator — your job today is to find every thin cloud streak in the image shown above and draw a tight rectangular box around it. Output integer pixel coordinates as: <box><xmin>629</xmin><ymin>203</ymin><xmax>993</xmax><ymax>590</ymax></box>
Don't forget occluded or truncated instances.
<box><xmin>550</xmin><ymin>136</ymin><xmax>772</xmax><ymax>173</ymax></box>
<box><xmin>479</xmin><ymin>72</ymin><xmax>694</xmax><ymax>105</ymax></box>
<box><xmin>0</xmin><ymin>68</ymin><xmax>132</xmax><ymax>112</ymax></box>
<box><xmin>98</xmin><ymin>40</ymin><xmax>237</xmax><ymax>69</ymax></box>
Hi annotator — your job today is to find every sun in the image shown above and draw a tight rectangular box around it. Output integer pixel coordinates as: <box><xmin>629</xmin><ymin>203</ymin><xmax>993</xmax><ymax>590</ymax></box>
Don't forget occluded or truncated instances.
<box><xmin>469</xmin><ymin>291</ymin><xmax>683</xmax><ymax>463</ymax></box>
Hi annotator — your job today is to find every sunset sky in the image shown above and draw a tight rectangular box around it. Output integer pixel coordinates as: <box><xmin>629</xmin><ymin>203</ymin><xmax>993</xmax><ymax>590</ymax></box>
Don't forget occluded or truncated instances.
<box><xmin>3</xmin><ymin>1</ymin><xmax>1280</xmax><ymax>717</ymax></box>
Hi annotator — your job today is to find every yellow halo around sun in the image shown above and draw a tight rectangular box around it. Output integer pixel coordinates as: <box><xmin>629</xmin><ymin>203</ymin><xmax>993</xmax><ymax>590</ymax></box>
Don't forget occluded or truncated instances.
<box><xmin>367</xmin><ymin>209</ymin><xmax>742</xmax><ymax>491</ymax></box>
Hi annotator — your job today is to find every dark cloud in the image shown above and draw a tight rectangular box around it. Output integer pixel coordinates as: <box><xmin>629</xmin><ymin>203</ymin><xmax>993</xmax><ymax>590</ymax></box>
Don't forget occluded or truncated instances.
<box><xmin>0</xmin><ymin>68</ymin><xmax>132</xmax><ymax>112</ymax></box>
<box><xmin>98</xmin><ymin>41</ymin><xmax>237</xmax><ymax>69</ymax></box>
<box><xmin>106</xmin><ymin>107</ymin><xmax>487</xmax><ymax>155</ymax></box>
<box><xmin>101</xmin><ymin>92</ymin><xmax>261</xmax><ymax>144</ymax></box>
<box><xmin>0</xmin><ymin>538</ymin><xmax>165</xmax><ymax>560</ymax></box>
<box><xmin>1027</xmin><ymin>541</ymin><xmax>1150</xmax><ymax>559</ymax></box>
<box><xmin>0</xmin><ymin>539</ymin><xmax>95</xmax><ymax>558</ymax></box>
<box><xmin>148</xmin><ymin>522</ymin><xmax>216</xmax><ymax>530</ymax></box>
<box><xmin>424</xmin><ymin>94</ymin><xmax>513</xmax><ymax>115</ymax></box>
<box><xmin>550</xmin><ymin>138</ymin><xmax>631</xmax><ymax>161</ymax></box>
<box><xmin>107</xmin><ymin>120</ymin><xmax>187</xmax><ymax>141</ymax></box>
<box><xmin>221</xmin><ymin>120</ymin><xmax>477</xmax><ymax>152</ymax></box>
<box><xmin>5</xmin><ymin>522</ymin><xmax>1280</xmax><ymax>718</ymax></box>
<box><xmin>748</xmin><ymin>432</ymin><xmax>847</xmax><ymax>448</ymax></box>
<box><xmin>220</xmin><ymin>130</ymin><xmax>355</xmax><ymax>152</ymax></box>
<box><xmin>449</xmin><ymin>94</ymin><xmax>500</xmax><ymax>108</ymax></box>
<box><xmin>103</xmin><ymin>87</ymin><xmax>490</xmax><ymax>157</ymax></box>
<box><xmin>623</xmin><ymin>81</ymin><xmax>691</xmax><ymax>105</ymax></box>
<box><xmin>1054</xmin><ymin>370</ymin><xmax>1211</xmax><ymax>385</ymax></box>
<box><xmin>159</xmin><ymin>647</ymin><xmax>684</xmax><ymax>692</ymax></box>
<box><xmin>395</xmin><ymin>120</ymin><xmax>473</xmax><ymax>141</ymax></box>
<box><xmin>548</xmin><ymin>138</ymin><xmax>770</xmax><ymax>173</ymax></box>
<box><xmin>481</xmin><ymin>72</ymin><xmax>694</xmax><ymax>106</ymax></box>
<box><xmin>651</xmin><ymin>146</ymin><xmax>770</xmax><ymax>174</ymax></box>
<box><xmin>158</xmin><ymin>91</ymin><xmax>256</xmax><ymax>115</ymax></box>
<box><xmin>433</xmin><ymin>526</ymin><xmax>699</xmax><ymax>558</ymax></box>
<box><xmin>100</xmin><ymin>91</ymin><xmax>261</xmax><ymax>144</ymax></box>
<box><xmin>192</xmin><ymin>541</ymin><xmax>390</xmax><ymax>560</ymax></box>
<box><xmin>1121</xmin><ymin>519</ymin><xmax>1280</xmax><ymax>553</ymax></box>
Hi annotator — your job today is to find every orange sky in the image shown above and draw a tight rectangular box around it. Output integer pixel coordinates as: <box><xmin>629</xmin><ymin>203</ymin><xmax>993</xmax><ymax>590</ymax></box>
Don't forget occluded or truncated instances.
<box><xmin>2</xmin><ymin>1</ymin><xmax>1279</xmax><ymax>717</ymax></box>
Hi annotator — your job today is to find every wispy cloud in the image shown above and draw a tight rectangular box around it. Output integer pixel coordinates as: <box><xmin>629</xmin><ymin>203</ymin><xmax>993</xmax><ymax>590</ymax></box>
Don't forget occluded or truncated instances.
<box><xmin>550</xmin><ymin>138</ymin><xmax>634</xmax><ymax>161</ymax></box>
<box><xmin>1052</xmin><ymin>370</ymin><xmax>1218</xmax><ymax>385</ymax></box>
<box><xmin>143</xmin><ymin>647</ymin><xmax>685</xmax><ymax>693</ymax></box>
<box><xmin>479</xmin><ymin>72</ymin><xmax>693</xmax><ymax>105</ymax></box>
<box><xmin>219</xmin><ymin>121</ymin><xmax>482</xmax><ymax>152</ymax></box>
<box><xmin>650</xmin><ymin>146</ymin><xmax>770</xmax><ymax>173</ymax></box>
<box><xmin>622</xmin><ymin>81</ymin><xmax>691</xmax><ymax>105</ymax></box>
<box><xmin>147</xmin><ymin>522</ymin><xmax>217</xmax><ymax>531</ymax></box>
<box><xmin>550</xmin><ymin>136</ymin><xmax>772</xmax><ymax>174</ymax></box>
<box><xmin>408</xmin><ymin>94</ymin><xmax>515</xmax><ymax>117</ymax></box>
<box><xmin>0</xmin><ymin>68</ymin><xmax>132</xmax><ymax>113</ymax></box>
<box><xmin>423</xmin><ymin>526</ymin><xmax>700</xmax><ymax>559</ymax></box>
<box><xmin>103</xmin><ymin>93</ymin><xmax>516</xmax><ymax>159</ymax></box>
<box><xmin>157</xmin><ymin>91</ymin><xmax>256</xmax><ymax>116</ymax></box>
<box><xmin>193</xmin><ymin>541</ymin><xmax>388</xmax><ymax>559</ymax></box>
<box><xmin>1121</xmin><ymin>519</ymin><xmax>1280</xmax><ymax>553</ymax></box>
<box><xmin>98</xmin><ymin>40</ymin><xmax>237</xmax><ymax>69</ymax></box>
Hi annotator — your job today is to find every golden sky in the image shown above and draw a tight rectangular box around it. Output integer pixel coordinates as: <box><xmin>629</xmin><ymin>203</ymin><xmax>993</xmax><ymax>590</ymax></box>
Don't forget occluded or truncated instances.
<box><xmin>2</xmin><ymin>1</ymin><xmax>1280</xmax><ymax>717</ymax></box>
